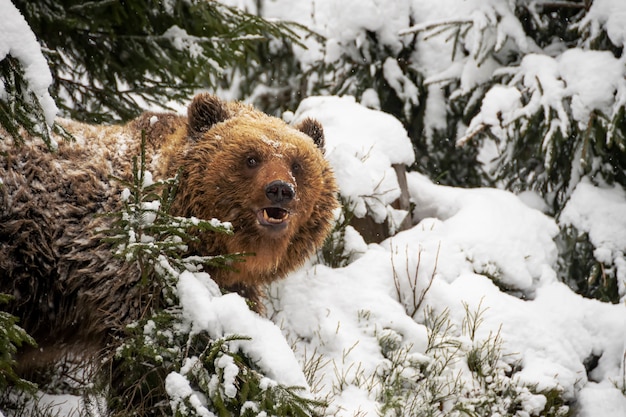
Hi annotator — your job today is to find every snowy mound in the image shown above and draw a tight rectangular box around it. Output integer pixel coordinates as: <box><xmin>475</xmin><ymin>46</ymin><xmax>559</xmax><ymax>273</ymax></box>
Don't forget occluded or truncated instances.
<box><xmin>406</xmin><ymin>172</ymin><xmax>559</xmax><ymax>293</ymax></box>
<box><xmin>291</xmin><ymin>95</ymin><xmax>414</xmax><ymax>225</ymax></box>
<box><xmin>267</xmin><ymin>98</ymin><xmax>626</xmax><ymax>416</ymax></box>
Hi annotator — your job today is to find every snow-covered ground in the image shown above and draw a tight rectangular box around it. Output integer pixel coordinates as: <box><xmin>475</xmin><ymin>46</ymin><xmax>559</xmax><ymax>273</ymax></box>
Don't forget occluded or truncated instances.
<box><xmin>261</xmin><ymin>97</ymin><xmax>626</xmax><ymax>416</ymax></box>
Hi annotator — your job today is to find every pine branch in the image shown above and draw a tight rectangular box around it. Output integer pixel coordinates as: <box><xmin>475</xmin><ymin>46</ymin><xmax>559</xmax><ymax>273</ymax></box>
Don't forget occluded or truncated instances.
<box><xmin>0</xmin><ymin>56</ymin><xmax>55</xmax><ymax>148</ymax></box>
<box><xmin>0</xmin><ymin>294</ymin><xmax>37</xmax><ymax>392</ymax></box>
<box><xmin>12</xmin><ymin>0</ymin><xmax>304</xmax><ymax>124</ymax></box>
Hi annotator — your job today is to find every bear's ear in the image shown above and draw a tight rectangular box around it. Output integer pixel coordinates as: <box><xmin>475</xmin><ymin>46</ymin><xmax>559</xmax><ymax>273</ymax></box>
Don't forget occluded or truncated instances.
<box><xmin>296</xmin><ymin>118</ymin><xmax>325</xmax><ymax>152</ymax></box>
<box><xmin>187</xmin><ymin>93</ymin><xmax>230</xmax><ymax>139</ymax></box>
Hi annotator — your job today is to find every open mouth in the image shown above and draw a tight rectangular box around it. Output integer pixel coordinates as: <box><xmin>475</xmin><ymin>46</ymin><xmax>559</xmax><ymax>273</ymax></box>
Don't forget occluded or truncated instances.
<box><xmin>257</xmin><ymin>207</ymin><xmax>290</xmax><ymax>227</ymax></box>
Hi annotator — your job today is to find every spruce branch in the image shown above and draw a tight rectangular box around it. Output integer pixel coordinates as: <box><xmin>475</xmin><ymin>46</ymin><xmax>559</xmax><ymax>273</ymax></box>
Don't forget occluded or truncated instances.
<box><xmin>0</xmin><ymin>56</ymin><xmax>55</xmax><ymax>148</ymax></box>
<box><xmin>0</xmin><ymin>294</ymin><xmax>37</xmax><ymax>393</ymax></box>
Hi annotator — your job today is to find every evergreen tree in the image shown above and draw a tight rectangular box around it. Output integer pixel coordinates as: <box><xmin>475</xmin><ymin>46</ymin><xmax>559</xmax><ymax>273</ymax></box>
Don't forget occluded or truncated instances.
<box><xmin>235</xmin><ymin>1</ymin><xmax>625</xmax><ymax>202</ymax></box>
<box><xmin>1</xmin><ymin>0</ymin><xmax>300</xmax><ymax>142</ymax></box>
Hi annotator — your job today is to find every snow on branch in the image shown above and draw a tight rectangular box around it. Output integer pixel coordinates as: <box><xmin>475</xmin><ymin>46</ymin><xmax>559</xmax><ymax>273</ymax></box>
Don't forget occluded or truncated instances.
<box><xmin>399</xmin><ymin>1</ymin><xmax>535</xmax><ymax>64</ymax></box>
<box><xmin>575</xmin><ymin>0</ymin><xmax>626</xmax><ymax>48</ymax></box>
<box><xmin>460</xmin><ymin>48</ymin><xmax>626</xmax><ymax>152</ymax></box>
<box><xmin>0</xmin><ymin>0</ymin><xmax>57</xmax><ymax>125</ymax></box>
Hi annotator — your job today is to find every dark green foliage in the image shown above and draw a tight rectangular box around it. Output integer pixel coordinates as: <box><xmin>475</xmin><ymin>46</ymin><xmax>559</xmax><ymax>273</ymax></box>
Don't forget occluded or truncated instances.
<box><xmin>449</xmin><ymin>5</ymin><xmax>626</xmax><ymax>204</ymax></box>
<box><xmin>482</xmin><ymin>100</ymin><xmax>626</xmax><ymax>212</ymax></box>
<box><xmin>9</xmin><ymin>0</ymin><xmax>300</xmax><ymax>124</ymax></box>
<box><xmin>415</xmin><ymin>126</ymin><xmax>484</xmax><ymax>187</ymax></box>
<box><xmin>0</xmin><ymin>56</ymin><xmax>55</xmax><ymax>148</ymax></box>
<box><xmin>223</xmin><ymin>35</ymin><xmax>316</xmax><ymax>117</ymax></box>
<box><xmin>515</xmin><ymin>2</ymin><xmax>585</xmax><ymax>50</ymax></box>
<box><xmin>173</xmin><ymin>334</ymin><xmax>323</xmax><ymax>417</ymax></box>
<box><xmin>415</xmin><ymin>17</ymin><xmax>624</xmax><ymax>204</ymax></box>
<box><xmin>0</xmin><ymin>294</ymin><xmax>37</xmax><ymax>393</ymax></box>
<box><xmin>557</xmin><ymin>226</ymin><xmax>621</xmax><ymax>303</ymax></box>
<box><xmin>109</xmin><ymin>319</ymin><xmax>324</xmax><ymax>417</ymax></box>
<box><xmin>317</xmin><ymin>196</ymin><xmax>357</xmax><ymax>268</ymax></box>
<box><xmin>103</xmin><ymin>310</ymin><xmax>180</xmax><ymax>416</ymax></box>
<box><xmin>242</xmin><ymin>23</ymin><xmax>424</xmax><ymax>122</ymax></box>
<box><xmin>536</xmin><ymin>387</ymin><xmax>573</xmax><ymax>417</ymax></box>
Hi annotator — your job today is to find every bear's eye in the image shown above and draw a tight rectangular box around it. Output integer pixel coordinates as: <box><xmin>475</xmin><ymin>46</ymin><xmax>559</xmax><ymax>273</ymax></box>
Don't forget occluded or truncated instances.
<box><xmin>246</xmin><ymin>156</ymin><xmax>259</xmax><ymax>168</ymax></box>
<box><xmin>291</xmin><ymin>161</ymin><xmax>302</xmax><ymax>174</ymax></box>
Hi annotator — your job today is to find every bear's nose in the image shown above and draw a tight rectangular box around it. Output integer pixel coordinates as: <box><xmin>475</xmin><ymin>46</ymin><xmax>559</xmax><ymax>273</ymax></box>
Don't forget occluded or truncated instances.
<box><xmin>265</xmin><ymin>180</ymin><xmax>295</xmax><ymax>203</ymax></box>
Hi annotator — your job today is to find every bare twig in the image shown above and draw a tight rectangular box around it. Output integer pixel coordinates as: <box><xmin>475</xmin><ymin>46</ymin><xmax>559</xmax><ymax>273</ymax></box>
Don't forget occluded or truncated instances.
<box><xmin>399</xmin><ymin>19</ymin><xmax>472</xmax><ymax>37</ymax></box>
<box><xmin>413</xmin><ymin>242</ymin><xmax>441</xmax><ymax>317</ymax></box>
<box><xmin>456</xmin><ymin>123</ymin><xmax>487</xmax><ymax>147</ymax></box>
<box><xmin>391</xmin><ymin>242</ymin><xmax>442</xmax><ymax>318</ymax></box>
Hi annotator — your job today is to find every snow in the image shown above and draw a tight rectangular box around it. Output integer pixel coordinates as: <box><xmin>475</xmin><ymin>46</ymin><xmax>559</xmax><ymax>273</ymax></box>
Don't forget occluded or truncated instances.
<box><xmin>404</xmin><ymin>172</ymin><xmax>560</xmax><ymax>293</ymax></box>
<box><xmin>258</xmin><ymin>0</ymin><xmax>411</xmax><ymax>70</ymax></box>
<box><xmin>0</xmin><ymin>0</ymin><xmax>57</xmax><ymax>125</ymax></box>
<box><xmin>576</xmin><ymin>381</ymin><xmax>626</xmax><ymax>417</ymax></box>
<box><xmin>9</xmin><ymin>393</ymin><xmax>98</xmax><ymax>417</ymax></box>
<box><xmin>165</xmin><ymin>370</ymin><xmax>215</xmax><ymax>417</ymax></box>
<box><xmin>176</xmin><ymin>271</ymin><xmax>309</xmax><ymax>389</ymax></box>
<box><xmin>254</xmin><ymin>97</ymin><xmax>626</xmax><ymax>415</ymax></box>
<box><xmin>162</xmin><ymin>25</ymin><xmax>204</xmax><ymax>59</ymax></box>
<box><xmin>560</xmin><ymin>179</ymin><xmax>626</xmax><ymax>257</ymax></box>
<box><xmin>3</xmin><ymin>0</ymin><xmax>626</xmax><ymax>416</ymax></box>
<box><xmin>461</xmin><ymin>85</ymin><xmax>522</xmax><ymax>145</ymax></box>
<box><xmin>215</xmin><ymin>354</ymin><xmax>239</xmax><ymax>398</ymax></box>
<box><xmin>382</xmin><ymin>57</ymin><xmax>420</xmax><ymax>118</ymax></box>
<box><xmin>576</xmin><ymin>0</ymin><xmax>626</xmax><ymax>48</ymax></box>
<box><xmin>560</xmin><ymin>178</ymin><xmax>626</xmax><ymax>299</ymax></box>
<box><xmin>260</xmin><ymin>0</ymin><xmax>625</xmax><ymax>185</ymax></box>
<box><xmin>467</xmin><ymin>48</ymin><xmax>626</xmax><ymax>142</ymax></box>
<box><xmin>443</xmin><ymin>277</ymin><xmax>625</xmax><ymax>396</ymax></box>
<box><xmin>558</xmin><ymin>49</ymin><xmax>626</xmax><ymax>127</ymax></box>
<box><xmin>291</xmin><ymin>96</ymin><xmax>414</xmax><ymax>223</ymax></box>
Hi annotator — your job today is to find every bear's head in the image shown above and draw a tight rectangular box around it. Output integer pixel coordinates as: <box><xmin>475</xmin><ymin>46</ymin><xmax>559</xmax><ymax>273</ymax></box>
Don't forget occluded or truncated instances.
<box><xmin>169</xmin><ymin>94</ymin><xmax>338</xmax><ymax>295</ymax></box>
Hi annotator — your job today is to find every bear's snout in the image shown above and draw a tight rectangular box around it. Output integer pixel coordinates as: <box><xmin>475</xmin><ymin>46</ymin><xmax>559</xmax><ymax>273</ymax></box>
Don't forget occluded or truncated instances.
<box><xmin>265</xmin><ymin>180</ymin><xmax>295</xmax><ymax>204</ymax></box>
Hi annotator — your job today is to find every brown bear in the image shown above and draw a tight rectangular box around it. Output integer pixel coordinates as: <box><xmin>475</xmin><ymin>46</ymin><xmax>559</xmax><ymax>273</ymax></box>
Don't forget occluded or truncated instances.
<box><xmin>0</xmin><ymin>93</ymin><xmax>338</xmax><ymax>374</ymax></box>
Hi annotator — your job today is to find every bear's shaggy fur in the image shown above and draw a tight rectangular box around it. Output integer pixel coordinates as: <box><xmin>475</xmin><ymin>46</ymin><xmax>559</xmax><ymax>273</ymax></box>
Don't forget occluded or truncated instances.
<box><xmin>0</xmin><ymin>93</ymin><xmax>338</xmax><ymax>373</ymax></box>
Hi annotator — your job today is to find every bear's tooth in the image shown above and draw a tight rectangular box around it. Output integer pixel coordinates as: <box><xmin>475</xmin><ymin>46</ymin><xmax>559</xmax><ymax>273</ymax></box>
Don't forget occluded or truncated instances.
<box><xmin>262</xmin><ymin>208</ymin><xmax>289</xmax><ymax>224</ymax></box>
